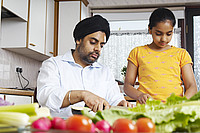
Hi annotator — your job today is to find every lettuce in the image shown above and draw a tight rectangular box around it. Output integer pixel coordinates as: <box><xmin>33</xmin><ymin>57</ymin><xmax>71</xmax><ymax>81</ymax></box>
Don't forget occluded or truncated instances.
<box><xmin>82</xmin><ymin>92</ymin><xmax>200</xmax><ymax>132</ymax></box>
<box><xmin>189</xmin><ymin>91</ymin><xmax>200</xmax><ymax>101</ymax></box>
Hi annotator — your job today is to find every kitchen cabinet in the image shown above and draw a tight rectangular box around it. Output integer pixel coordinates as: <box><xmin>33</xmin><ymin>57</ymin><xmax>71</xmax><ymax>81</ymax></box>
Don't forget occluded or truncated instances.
<box><xmin>57</xmin><ymin>1</ymin><xmax>88</xmax><ymax>55</ymax></box>
<box><xmin>2</xmin><ymin>0</ymin><xmax>28</xmax><ymax>21</ymax></box>
<box><xmin>46</xmin><ymin>0</ymin><xmax>55</xmax><ymax>57</ymax></box>
<box><xmin>28</xmin><ymin>0</ymin><xmax>46</xmax><ymax>55</ymax></box>
<box><xmin>0</xmin><ymin>0</ymin><xmax>54</xmax><ymax>61</ymax></box>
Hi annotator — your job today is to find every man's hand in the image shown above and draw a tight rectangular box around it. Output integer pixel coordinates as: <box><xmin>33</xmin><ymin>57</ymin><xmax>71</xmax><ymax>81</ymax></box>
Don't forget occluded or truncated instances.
<box><xmin>117</xmin><ymin>100</ymin><xmax>134</xmax><ymax>107</ymax></box>
<box><xmin>137</xmin><ymin>93</ymin><xmax>151</xmax><ymax>104</ymax></box>
<box><xmin>82</xmin><ymin>91</ymin><xmax>110</xmax><ymax>112</ymax></box>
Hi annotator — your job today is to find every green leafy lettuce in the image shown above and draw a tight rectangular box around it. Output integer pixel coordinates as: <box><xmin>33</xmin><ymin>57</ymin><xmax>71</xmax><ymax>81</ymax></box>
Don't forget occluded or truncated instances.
<box><xmin>82</xmin><ymin>91</ymin><xmax>200</xmax><ymax>132</ymax></box>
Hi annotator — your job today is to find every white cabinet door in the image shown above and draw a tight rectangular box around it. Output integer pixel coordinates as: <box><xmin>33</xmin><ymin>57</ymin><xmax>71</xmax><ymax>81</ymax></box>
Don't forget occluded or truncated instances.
<box><xmin>81</xmin><ymin>2</ymin><xmax>88</xmax><ymax>20</ymax></box>
<box><xmin>28</xmin><ymin>0</ymin><xmax>46</xmax><ymax>54</ymax></box>
<box><xmin>2</xmin><ymin>0</ymin><xmax>28</xmax><ymax>21</ymax></box>
<box><xmin>58</xmin><ymin>1</ymin><xmax>86</xmax><ymax>55</ymax></box>
<box><xmin>46</xmin><ymin>0</ymin><xmax>55</xmax><ymax>57</ymax></box>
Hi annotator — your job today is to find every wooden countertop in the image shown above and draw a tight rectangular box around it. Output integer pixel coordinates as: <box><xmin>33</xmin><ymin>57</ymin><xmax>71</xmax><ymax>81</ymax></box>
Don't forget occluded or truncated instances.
<box><xmin>0</xmin><ymin>87</ymin><xmax>134</xmax><ymax>102</ymax></box>
<box><xmin>124</xmin><ymin>96</ymin><xmax>136</xmax><ymax>101</ymax></box>
<box><xmin>0</xmin><ymin>87</ymin><xmax>34</xmax><ymax>96</ymax></box>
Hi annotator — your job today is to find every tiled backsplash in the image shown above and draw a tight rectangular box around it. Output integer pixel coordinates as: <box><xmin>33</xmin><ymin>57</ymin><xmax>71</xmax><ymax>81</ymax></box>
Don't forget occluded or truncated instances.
<box><xmin>0</xmin><ymin>48</ymin><xmax>42</xmax><ymax>88</ymax></box>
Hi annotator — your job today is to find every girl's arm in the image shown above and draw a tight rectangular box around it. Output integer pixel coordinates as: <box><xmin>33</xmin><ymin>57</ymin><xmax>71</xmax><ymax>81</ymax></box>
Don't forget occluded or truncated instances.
<box><xmin>181</xmin><ymin>64</ymin><xmax>198</xmax><ymax>99</ymax></box>
<box><xmin>124</xmin><ymin>61</ymin><xmax>150</xmax><ymax>104</ymax></box>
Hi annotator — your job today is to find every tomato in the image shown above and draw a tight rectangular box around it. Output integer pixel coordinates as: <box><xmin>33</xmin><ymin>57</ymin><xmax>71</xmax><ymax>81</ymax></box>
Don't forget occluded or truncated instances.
<box><xmin>112</xmin><ymin>118</ymin><xmax>137</xmax><ymax>133</ymax></box>
<box><xmin>136</xmin><ymin>117</ymin><xmax>156</xmax><ymax>133</ymax></box>
<box><xmin>66</xmin><ymin>115</ymin><xmax>92</xmax><ymax>132</ymax></box>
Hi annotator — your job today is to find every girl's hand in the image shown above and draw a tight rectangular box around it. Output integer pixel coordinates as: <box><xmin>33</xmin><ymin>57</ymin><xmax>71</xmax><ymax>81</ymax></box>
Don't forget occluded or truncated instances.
<box><xmin>137</xmin><ymin>93</ymin><xmax>151</xmax><ymax>104</ymax></box>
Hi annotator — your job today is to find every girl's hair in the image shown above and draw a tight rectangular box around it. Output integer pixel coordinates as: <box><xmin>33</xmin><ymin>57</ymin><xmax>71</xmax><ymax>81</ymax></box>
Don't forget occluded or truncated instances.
<box><xmin>148</xmin><ymin>8</ymin><xmax>176</xmax><ymax>29</ymax></box>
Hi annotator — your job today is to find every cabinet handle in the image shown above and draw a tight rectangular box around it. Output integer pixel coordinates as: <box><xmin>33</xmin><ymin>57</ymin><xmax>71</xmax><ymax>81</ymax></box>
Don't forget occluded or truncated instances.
<box><xmin>49</xmin><ymin>52</ymin><xmax>54</xmax><ymax>54</ymax></box>
<box><xmin>29</xmin><ymin>43</ymin><xmax>36</xmax><ymax>46</ymax></box>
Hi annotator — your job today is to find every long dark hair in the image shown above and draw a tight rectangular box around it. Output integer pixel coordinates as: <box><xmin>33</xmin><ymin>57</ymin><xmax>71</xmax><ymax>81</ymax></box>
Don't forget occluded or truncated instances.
<box><xmin>148</xmin><ymin>8</ymin><xmax>176</xmax><ymax>29</ymax></box>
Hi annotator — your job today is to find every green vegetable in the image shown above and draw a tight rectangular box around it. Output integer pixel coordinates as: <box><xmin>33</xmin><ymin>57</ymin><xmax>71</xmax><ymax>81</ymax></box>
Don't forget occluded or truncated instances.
<box><xmin>82</xmin><ymin>93</ymin><xmax>200</xmax><ymax>132</ymax></box>
<box><xmin>189</xmin><ymin>91</ymin><xmax>200</xmax><ymax>101</ymax></box>
<box><xmin>0</xmin><ymin>112</ymin><xmax>29</xmax><ymax>127</ymax></box>
<box><xmin>0</xmin><ymin>103</ymin><xmax>39</xmax><ymax>116</ymax></box>
<box><xmin>81</xmin><ymin>108</ymin><xmax>102</xmax><ymax>123</ymax></box>
<box><xmin>0</xmin><ymin>103</ymin><xmax>51</xmax><ymax>125</ymax></box>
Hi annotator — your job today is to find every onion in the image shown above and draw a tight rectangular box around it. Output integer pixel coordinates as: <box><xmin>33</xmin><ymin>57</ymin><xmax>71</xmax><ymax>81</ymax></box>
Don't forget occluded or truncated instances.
<box><xmin>95</xmin><ymin>120</ymin><xmax>111</xmax><ymax>132</ymax></box>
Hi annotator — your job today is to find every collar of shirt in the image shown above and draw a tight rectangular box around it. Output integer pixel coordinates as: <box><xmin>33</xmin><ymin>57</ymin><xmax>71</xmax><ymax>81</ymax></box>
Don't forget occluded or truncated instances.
<box><xmin>61</xmin><ymin>50</ymin><xmax>102</xmax><ymax>68</ymax></box>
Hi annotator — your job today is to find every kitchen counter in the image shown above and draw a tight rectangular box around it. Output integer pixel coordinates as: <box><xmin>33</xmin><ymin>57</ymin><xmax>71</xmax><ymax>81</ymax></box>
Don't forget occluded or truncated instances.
<box><xmin>0</xmin><ymin>87</ymin><xmax>134</xmax><ymax>104</ymax></box>
<box><xmin>0</xmin><ymin>87</ymin><xmax>34</xmax><ymax>96</ymax></box>
<box><xmin>0</xmin><ymin>87</ymin><xmax>35</xmax><ymax>104</ymax></box>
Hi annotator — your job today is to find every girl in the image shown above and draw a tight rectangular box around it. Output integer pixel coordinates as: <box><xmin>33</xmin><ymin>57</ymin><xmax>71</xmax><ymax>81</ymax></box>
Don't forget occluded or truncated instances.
<box><xmin>124</xmin><ymin>8</ymin><xmax>197</xmax><ymax>104</ymax></box>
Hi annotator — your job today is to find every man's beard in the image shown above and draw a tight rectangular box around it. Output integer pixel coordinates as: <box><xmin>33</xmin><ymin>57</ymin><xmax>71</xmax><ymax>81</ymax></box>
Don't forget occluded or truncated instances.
<box><xmin>77</xmin><ymin>44</ymin><xmax>100</xmax><ymax>65</ymax></box>
<box><xmin>82</xmin><ymin>51</ymin><xmax>99</xmax><ymax>64</ymax></box>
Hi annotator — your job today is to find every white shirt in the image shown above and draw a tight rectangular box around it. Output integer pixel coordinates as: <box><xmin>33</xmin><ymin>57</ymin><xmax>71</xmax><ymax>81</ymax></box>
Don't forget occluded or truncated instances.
<box><xmin>37</xmin><ymin>50</ymin><xmax>125</xmax><ymax>118</ymax></box>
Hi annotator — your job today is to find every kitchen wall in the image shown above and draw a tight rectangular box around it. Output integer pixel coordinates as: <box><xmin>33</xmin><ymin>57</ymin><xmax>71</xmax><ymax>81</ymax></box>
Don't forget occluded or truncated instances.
<box><xmin>0</xmin><ymin>48</ymin><xmax>42</xmax><ymax>89</ymax></box>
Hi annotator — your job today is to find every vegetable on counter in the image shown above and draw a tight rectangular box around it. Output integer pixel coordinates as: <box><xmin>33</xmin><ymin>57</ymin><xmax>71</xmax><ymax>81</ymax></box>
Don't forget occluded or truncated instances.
<box><xmin>0</xmin><ymin>112</ymin><xmax>29</xmax><ymax>127</ymax></box>
<box><xmin>51</xmin><ymin>117</ymin><xmax>66</xmax><ymax>130</ymax></box>
<box><xmin>31</xmin><ymin>117</ymin><xmax>52</xmax><ymax>131</ymax></box>
<box><xmin>0</xmin><ymin>103</ymin><xmax>51</xmax><ymax>128</ymax></box>
<box><xmin>65</xmin><ymin>115</ymin><xmax>93</xmax><ymax>132</ymax></box>
<box><xmin>0</xmin><ymin>103</ymin><xmax>39</xmax><ymax>116</ymax></box>
<box><xmin>82</xmin><ymin>91</ymin><xmax>200</xmax><ymax>133</ymax></box>
<box><xmin>136</xmin><ymin>117</ymin><xmax>155</xmax><ymax>133</ymax></box>
<box><xmin>112</xmin><ymin>118</ymin><xmax>137</xmax><ymax>133</ymax></box>
<box><xmin>95</xmin><ymin>120</ymin><xmax>111</xmax><ymax>132</ymax></box>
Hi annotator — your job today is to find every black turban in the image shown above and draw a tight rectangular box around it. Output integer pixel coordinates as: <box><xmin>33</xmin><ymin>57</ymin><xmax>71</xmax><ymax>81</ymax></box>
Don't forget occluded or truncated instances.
<box><xmin>73</xmin><ymin>15</ymin><xmax>110</xmax><ymax>42</ymax></box>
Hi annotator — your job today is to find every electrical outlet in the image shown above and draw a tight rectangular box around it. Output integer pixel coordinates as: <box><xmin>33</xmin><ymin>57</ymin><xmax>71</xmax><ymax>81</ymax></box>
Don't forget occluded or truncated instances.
<box><xmin>15</xmin><ymin>66</ymin><xmax>22</xmax><ymax>73</ymax></box>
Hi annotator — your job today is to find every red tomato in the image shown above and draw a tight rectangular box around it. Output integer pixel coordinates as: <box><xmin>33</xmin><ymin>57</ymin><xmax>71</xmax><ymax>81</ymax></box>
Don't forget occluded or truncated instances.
<box><xmin>66</xmin><ymin>115</ymin><xmax>92</xmax><ymax>132</ymax></box>
<box><xmin>112</xmin><ymin>118</ymin><xmax>137</xmax><ymax>133</ymax></box>
<box><xmin>136</xmin><ymin>118</ymin><xmax>156</xmax><ymax>133</ymax></box>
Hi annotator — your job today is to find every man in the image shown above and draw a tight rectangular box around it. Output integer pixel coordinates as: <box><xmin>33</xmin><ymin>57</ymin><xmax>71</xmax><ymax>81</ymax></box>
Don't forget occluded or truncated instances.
<box><xmin>37</xmin><ymin>15</ymin><xmax>132</xmax><ymax>118</ymax></box>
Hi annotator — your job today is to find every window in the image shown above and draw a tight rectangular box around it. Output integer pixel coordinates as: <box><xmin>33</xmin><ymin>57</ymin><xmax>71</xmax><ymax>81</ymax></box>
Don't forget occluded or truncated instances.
<box><xmin>185</xmin><ymin>6</ymin><xmax>200</xmax><ymax>91</ymax></box>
